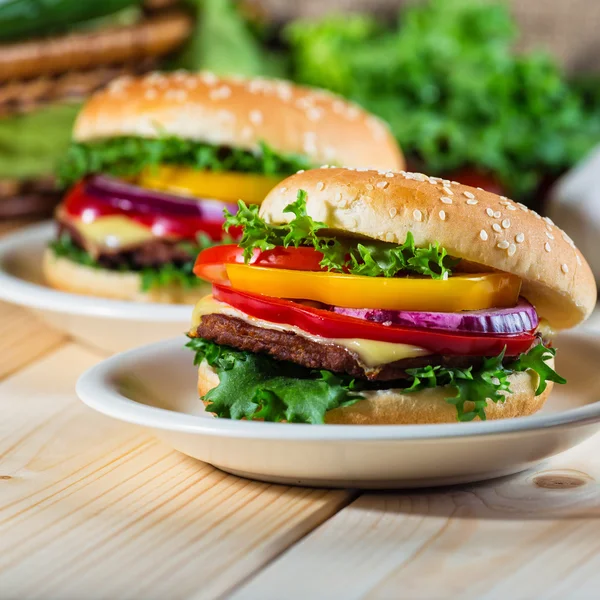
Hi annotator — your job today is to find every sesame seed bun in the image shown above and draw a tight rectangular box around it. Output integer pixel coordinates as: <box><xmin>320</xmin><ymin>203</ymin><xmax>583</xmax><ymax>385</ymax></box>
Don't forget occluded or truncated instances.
<box><xmin>259</xmin><ymin>168</ymin><xmax>597</xmax><ymax>330</ymax></box>
<box><xmin>43</xmin><ymin>250</ymin><xmax>209</xmax><ymax>304</ymax></box>
<box><xmin>73</xmin><ymin>71</ymin><xmax>404</xmax><ymax>172</ymax></box>
<box><xmin>196</xmin><ymin>360</ymin><xmax>553</xmax><ymax>424</ymax></box>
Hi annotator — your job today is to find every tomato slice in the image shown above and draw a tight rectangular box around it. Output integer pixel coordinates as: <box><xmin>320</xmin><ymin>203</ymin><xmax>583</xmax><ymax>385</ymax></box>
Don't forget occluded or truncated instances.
<box><xmin>194</xmin><ymin>244</ymin><xmax>324</xmax><ymax>283</ymax></box>
<box><xmin>63</xmin><ymin>179</ymin><xmax>231</xmax><ymax>241</ymax></box>
<box><xmin>212</xmin><ymin>285</ymin><xmax>536</xmax><ymax>356</ymax></box>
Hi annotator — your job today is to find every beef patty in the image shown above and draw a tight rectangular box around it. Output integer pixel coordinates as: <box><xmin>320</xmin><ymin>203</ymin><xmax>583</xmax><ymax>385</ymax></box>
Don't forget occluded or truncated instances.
<box><xmin>195</xmin><ymin>314</ymin><xmax>532</xmax><ymax>382</ymax></box>
<box><xmin>56</xmin><ymin>221</ymin><xmax>195</xmax><ymax>270</ymax></box>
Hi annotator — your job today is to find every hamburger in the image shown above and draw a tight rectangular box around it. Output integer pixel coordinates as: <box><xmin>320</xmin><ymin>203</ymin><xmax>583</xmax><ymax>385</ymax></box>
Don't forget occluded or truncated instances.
<box><xmin>186</xmin><ymin>167</ymin><xmax>596</xmax><ymax>424</ymax></box>
<box><xmin>0</xmin><ymin>0</ymin><xmax>193</xmax><ymax>219</ymax></box>
<box><xmin>44</xmin><ymin>72</ymin><xmax>404</xmax><ymax>303</ymax></box>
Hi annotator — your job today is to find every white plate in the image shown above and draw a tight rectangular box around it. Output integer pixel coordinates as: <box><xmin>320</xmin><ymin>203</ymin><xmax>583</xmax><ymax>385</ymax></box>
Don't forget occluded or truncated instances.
<box><xmin>0</xmin><ymin>222</ymin><xmax>194</xmax><ymax>354</ymax></box>
<box><xmin>76</xmin><ymin>332</ymin><xmax>600</xmax><ymax>489</ymax></box>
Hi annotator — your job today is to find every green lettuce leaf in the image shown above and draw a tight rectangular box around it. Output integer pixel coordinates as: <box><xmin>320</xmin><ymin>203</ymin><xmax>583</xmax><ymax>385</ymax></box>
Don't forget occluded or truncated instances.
<box><xmin>187</xmin><ymin>338</ymin><xmax>566</xmax><ymax>423</ymax></box>
<box><xmin>57</xmin><ymin>137</ymin><xmax>314</xmax><ymax>187</ymax></box>
<box><xmin>186</xmin><ymin>337</ymin><xmax>362</xmax><ymax>424</ymax></box>
<box><xmin>224</xmin><ymin>190</ymin><xmax>457</xmax><ymax>279</ymax></box>
<box><xmin>404</xmin><ymin>344</ymin><xmax>565</xmax><ymax>422</ymax></box>
<box><xmin>49</xmin><ymin>232</ymin><xmax>204</xmax><ymax>292</ymax></box>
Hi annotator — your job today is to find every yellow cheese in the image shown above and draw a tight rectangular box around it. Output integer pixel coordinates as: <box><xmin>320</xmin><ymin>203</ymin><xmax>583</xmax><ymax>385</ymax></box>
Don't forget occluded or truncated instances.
<box><xmin>138</xmin><ymin>166</ymin><xmax>281</xmax><ymax>205</ymax></box>
<box><xmin>69</xmin><ymin>215</ymin><xmax>154</xmax><ymax>249</ymax></box>
<box><xmin>537</xmin><ymin>318</ymin><xmax>556</xmax><ymax>340</ymax></box>
<box><xmin>191</xmin><ymin>295</ymin><xmax>431</xmax><ymax>367</ymax></box>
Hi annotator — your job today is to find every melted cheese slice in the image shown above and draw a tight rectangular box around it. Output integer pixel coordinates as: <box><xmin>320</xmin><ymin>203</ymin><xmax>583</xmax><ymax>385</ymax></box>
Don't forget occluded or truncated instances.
<box><xmin>192</xmin><ymin>295</ymin><xmax>431</xmax><ymax>368</ymax></box>
<box><xmin>67</xmin><ymin>215</ymin><xmax>154</xmax><ymax>249</ymax></box>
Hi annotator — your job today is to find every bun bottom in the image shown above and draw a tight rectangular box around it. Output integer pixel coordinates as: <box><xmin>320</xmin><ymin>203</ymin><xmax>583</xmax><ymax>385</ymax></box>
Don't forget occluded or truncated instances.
<box><xmin>196</xmin><ymin>360</ymin><xmax>553</xmax><ymax>424</ymax></box>
<box><xmin>43</xmin><ymin>250</ymin><xmax>209</xmax><ymax>304</ymax></box>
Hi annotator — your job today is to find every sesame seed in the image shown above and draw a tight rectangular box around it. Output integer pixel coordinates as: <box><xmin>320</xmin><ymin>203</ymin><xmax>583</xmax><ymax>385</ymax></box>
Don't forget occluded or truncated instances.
<box><xmin>384</xmin><ymin>232</ymin><xmax>395</xmax><ymax>243</ymax></box>
<box><xmin>543</xmin><ymin>216</ymin><xmax>555</xmax><ymax>227</ymax></box>
<box><xmin>561</xmin><ymin>264</ymin><xmax>569</xmax><ymax>274</ymax></box>
<box><xmin>486</xmin><ymin>208</ymin><xmax>494</xmax><ymax>217</ymax></box>
<box><xmin>296</xmin><ymin>169</ymin><xmax>305</xmax><ymax>174</ymax></box>
<box><xmin>439</xmin><ymin>210</ymin><xmax>446</xmax><ymax>220</ymax></box>
<box><xmin>517</xmin><ymin>202</ymin><xmax>528</xmax><ymax>212</ymax></box>
<box><xmin>385</xmin><ymin>172</ymin><xmax>395</xmax><ymax>178</ymax></box>
<box><xmin>493</xmin><ymin>211</ymin><xmax>501</xmax><ymax>218</ymax></box>
<box><xmin>389</xmin><ymin>207</ymin><xmax>397</xmax><ymax>218</ymax></box>
<box><xmin>508</xmin><ymin>243</ymin><xmax>517</xmax><ymax>256</ymax></box>
<box><xmin>209</xmin><ymin>85</ymin><xmax>231</xmax><ymax>100</ymax></box>
<box><xmin>480</xmin><ymin>230</ymin><xmax>488</xmax><ymax>241</ymax></box>
<box><xmin>377</xmin><ymin>181</ymin><xmax>389</xmax><ymax>189</ymax></box>
<box><xmin>545</xmin><ymin>242</ymin><xmax>552</xmax><ymax>252</ymax></box>
<box><xmin>280</xmin><ymin>187</ymin><xmax>287</xmax><ymax>193</ymax></box>
<box><xmin>502</xmin><ymin>219</ymin><xmax>511</xmax><ymax>229</ymax></box>
<box><xmin>365</xmin><ymin>183</ymin><xmax>374</xmax><ymax>191</ymax></box>
<box><xmin>200</xmin><ymin>71</ymin><xmax>218</xmax><ymax>85</ymax></box>
<box><xmin>492</xmin><ymin>223</ymin><xmax>502</xmax><ymax>233</ymax></box>
<box><xmin>346</xmin><ymin>106</ymin><xmax>360</xmax><ymax>120</ymax></box>
<box><xmin>249</xmin><ymin>109</ymin><xmax>263</xmax><ymax>125</ymax></box>
<box><xmin>413</xmin><ymin>209</ymin><xmax>423</xmax><ymax>222</ymax></box>
<box><xmin>441</xmin><ymin>196</ymin><xmax>452</xmax><ymax>204</ymax></box>
<box><xmin>443</xmin><ymin>187</ymin><xmax>453</xmax><ymax>196</ymax></box>
<box><xmin>506</xmin><ymin>204</ymin><xmax>517</xmax><ymax>211</ymax></box>
<box><xmin>576</xmin><ymin>254</ymin><xmax>582</xmax><ymax>265</ymax></box>
<box><xmin>307</xmin><ymin>107</ymin><xmax>323</xmax><ymax>121</ymax></box>
<box><xmin>316</xmin><ymin>181</ymin><xmax>325</xmax><ymax>191</ymax></box>
<box><xmin>335</xmin><ymin>192</ymin><xmax>343</xmax><ymax>203</ymax></box>
<box><xmin>500</xmin><ymin>196</ymin><xmax>507</xmax><ymax>200</ymax></box>
<box><xmin>497</xmin><ymin>240</ymin><xmax>509</xmax><ymax>249</ymax></box>
<box><xmin>546</xmin><ymin>231</ymin><xmax>554</xmax><ymax>240</ymax></box>
<box><xmin>466</xmin><ymin>199</ymin><xmax>478</xmax><ymax>205</ymax></box>
<box><xmin>464</xmin><ymin>191</ymin><xmax>475</xmax><ymax>199</ymax></box>
<box><xmin>515</xmin><ymin>233</ymin><xmax>525</xmax><ymax>243</ymax></box>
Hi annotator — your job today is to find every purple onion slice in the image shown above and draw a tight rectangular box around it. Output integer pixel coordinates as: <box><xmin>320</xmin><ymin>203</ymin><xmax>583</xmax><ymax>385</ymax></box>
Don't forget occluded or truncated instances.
<box><xmin>332</xmin><ymin>298</ymin><xmax>538</xmax><ymax>334</ymax></box>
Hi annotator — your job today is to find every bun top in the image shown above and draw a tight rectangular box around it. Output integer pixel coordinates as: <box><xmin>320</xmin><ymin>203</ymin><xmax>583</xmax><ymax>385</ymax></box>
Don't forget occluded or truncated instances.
<box><xmin>73</xmin><ymin>71</ymin><xmax>404</xmax><ymax>172</ymax></box>
<box><xmin>260</xmin><ymin>167</ymin><xmax>596</xmax><ymax>330</ymax></box>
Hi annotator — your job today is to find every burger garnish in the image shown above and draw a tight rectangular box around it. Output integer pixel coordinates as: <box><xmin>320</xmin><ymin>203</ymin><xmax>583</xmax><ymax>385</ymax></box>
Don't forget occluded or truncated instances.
<box><xmin>185</xmin><ymin>167</ymin><xmax>596</xmax><ymax>425</ymax></box>
<box><xmin>44</xmin><ymin>72</ymin><xmax>403</xmax><ymax>302</ymax></box>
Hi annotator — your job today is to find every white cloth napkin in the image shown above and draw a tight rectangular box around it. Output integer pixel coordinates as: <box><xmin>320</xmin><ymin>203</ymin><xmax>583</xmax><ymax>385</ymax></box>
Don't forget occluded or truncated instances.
<box><xmin>548</xmin><ymin>146</ymin><xmax>600</xmax><ymax>281</ymax></box>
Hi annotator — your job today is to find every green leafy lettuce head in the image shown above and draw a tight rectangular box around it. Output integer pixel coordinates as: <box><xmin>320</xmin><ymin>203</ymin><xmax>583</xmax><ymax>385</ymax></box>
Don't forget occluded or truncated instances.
<box><xmin>57</xmin><ymin>71</ymin><xmax>404</xmax><ymax>187</ymax></box>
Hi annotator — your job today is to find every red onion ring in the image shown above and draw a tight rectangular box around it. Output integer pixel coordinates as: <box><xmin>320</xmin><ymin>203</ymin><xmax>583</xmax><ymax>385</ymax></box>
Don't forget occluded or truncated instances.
<box><xmin>331</xmin><ymin>298</ymin><xmax>538</xmax><ymax>334</ymax></box>
<box><xmin>85</xmin><ymin>174</ymin><xmax>237</xmax><ymax>219</ymax></box>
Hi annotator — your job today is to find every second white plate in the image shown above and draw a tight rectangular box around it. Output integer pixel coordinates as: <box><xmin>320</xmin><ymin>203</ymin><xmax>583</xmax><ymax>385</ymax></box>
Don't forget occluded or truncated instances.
<box><xmin>76</xmin><ymin>331</ymin><xmax>600</xmax><ymax>489</ymax></box>
<box><xmin>0</xmin><ymin>222</ymin><xmax>196</xmax><ymax>354</ymax></box>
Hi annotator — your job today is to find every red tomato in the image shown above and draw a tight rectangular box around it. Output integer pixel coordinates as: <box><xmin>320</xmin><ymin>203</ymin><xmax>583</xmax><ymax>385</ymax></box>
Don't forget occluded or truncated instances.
<box><xmin>194</xmin><ymin>244</ymin><xmax>324</xmax><ymax>283</ymax></box>
<box><xmin>63</xmin><ymin>179</ymin><xmax>231</xmax><ymax>241</ymax></box>
<box><xmin>212</xmin><ymin>285</ymin><xmax>535</xmax><ymax>357</ymax></box>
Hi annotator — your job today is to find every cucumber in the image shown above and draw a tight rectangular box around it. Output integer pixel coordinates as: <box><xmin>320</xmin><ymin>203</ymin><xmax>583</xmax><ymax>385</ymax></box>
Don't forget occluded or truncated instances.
<box><xmin>0</xmin><ymin>0</ymin><xmax>142</xmax><ymax>41</ymax></box>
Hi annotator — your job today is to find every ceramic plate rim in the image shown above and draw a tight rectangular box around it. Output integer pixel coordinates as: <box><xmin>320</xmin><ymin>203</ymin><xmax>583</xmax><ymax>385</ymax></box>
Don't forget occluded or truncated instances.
<box><xmin>76</xmin><ymin>336</ymin><xmax>600</xmax><ymax>442</ymax></box>
<box><xmin>0</xmin><ymin>221</ymin><xmax>192</xmax><ymax>322</ymax></box>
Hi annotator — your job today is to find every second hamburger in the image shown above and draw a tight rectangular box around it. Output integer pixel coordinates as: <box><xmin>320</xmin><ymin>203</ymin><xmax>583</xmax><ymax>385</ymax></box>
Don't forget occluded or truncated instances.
<box><xmin>45</xmin><ymin>71</ymin><xmax>403</xmax><ymax>303</ymax></box>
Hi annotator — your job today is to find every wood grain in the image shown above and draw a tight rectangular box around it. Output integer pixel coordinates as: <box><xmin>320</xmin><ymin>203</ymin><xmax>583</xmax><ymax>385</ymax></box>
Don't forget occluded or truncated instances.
<box><xmin>0</xmin><ymin>344</ymin><xmax>352</xmax><ymax>600</ymax></box>
<box><xmin>232</xmin><ymin>434</ymin><xmax>600</xmax><ymax>600</ymax></box>
<box><xmin>0</xmin><ymin>301</ymin><xmax>65</xmax><ymax>380</ymax></box>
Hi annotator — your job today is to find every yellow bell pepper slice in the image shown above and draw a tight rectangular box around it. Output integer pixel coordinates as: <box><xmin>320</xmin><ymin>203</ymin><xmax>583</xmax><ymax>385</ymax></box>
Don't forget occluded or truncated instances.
<box><xmin>138</xmin><ymin>165</ymin><xmax>282</xmax><ymax>205</ymax></box>
<box><xmin>225</xmin><ymin>264</ymin><xmax>522</xmax><ymax>312</ymax></box>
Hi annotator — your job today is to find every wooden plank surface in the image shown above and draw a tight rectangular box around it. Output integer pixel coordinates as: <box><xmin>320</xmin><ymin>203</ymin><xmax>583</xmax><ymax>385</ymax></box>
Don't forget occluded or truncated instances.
<box><xmin>0</xmin><ymin>301</ymin><xmax>65</xmax><ymax>380</ymax></box>
<box><xmin>232</xmin><ymin>435</ymin><xmax>600</xmax><ymax>599</ymax></box>
<box><xmin>0</xmin><ymin>344</ymin><xmax>353</xmax><ymax>600</ymax></box>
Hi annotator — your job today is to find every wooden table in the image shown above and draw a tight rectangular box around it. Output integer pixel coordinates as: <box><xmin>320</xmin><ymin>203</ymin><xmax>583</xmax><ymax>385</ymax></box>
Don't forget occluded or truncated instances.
<box><xmin>1</xmin><ymin>221</ymin><xmax>600</xmax><ymax>599</ymax></box>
